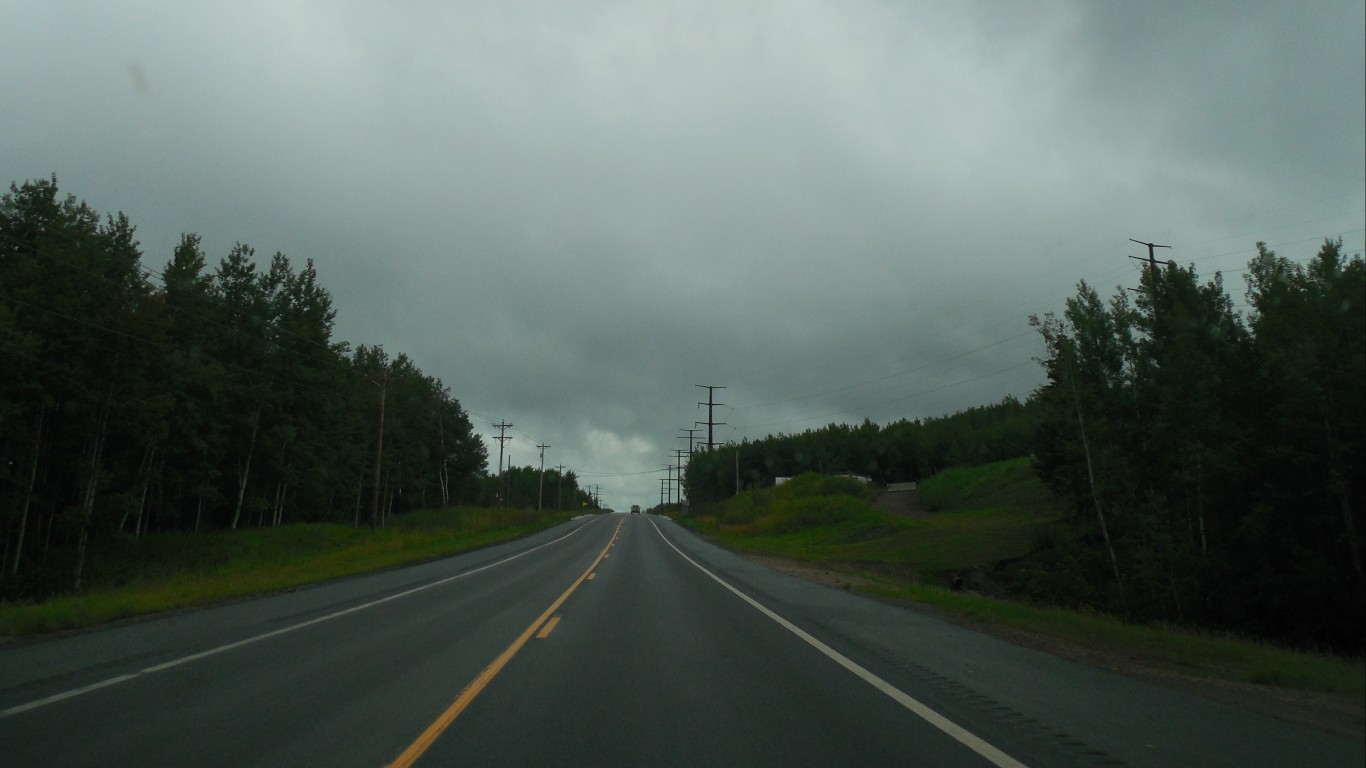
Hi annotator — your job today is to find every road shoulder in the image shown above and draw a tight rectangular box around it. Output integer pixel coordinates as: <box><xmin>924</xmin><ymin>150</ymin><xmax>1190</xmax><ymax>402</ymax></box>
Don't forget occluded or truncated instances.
<box><xmin>734</xmin><ymin>550</ymin><xmax>1365</xmax><ymax>743</ymax></box>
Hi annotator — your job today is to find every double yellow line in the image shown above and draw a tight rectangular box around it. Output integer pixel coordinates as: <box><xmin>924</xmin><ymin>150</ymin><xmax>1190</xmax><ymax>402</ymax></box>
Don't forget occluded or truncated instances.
<box><xmin>386</xmin><ymin>519</ymin><xmax>623</xmax><ymax>768</ymax></box>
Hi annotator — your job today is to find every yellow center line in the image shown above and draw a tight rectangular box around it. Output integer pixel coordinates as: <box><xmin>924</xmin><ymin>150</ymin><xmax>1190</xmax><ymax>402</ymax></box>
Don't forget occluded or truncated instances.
<box><xmin>385</xmin><ymin>519</ymin><xmax>622</xmax><ymax>768</ymax></box>
<box><xmin>536</xmin><ymin>616</ymin><xmax>561</xmax><ymax>639</ymax></box>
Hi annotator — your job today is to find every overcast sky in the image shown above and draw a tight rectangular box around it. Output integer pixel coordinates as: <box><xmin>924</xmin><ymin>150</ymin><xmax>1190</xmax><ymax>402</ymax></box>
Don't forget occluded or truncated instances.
<box><xmin>4</xmin><ymin>1</ymin><xmax>1363</xmax><ymax>508</ymax></box>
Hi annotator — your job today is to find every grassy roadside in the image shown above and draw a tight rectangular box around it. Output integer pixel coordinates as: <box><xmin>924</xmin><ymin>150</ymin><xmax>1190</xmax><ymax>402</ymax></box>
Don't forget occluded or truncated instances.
<box><xmin>859</xmin><ymin>574</ymin><xmax>1364</xmax><ymax>700</ymax></box>
<box><xmin>678</xmin><ymin>462</ymin><xmax>1365</xmax><ymax>705</ymax></box>
<box><xmin>689</xmin><ymin>459</ymin><xmax>1060</xmax><ymax>582</ymax></box>
<box><xmin>0</xmin><ymin>506</ymin><xmax>573</xmax><ymax>640</ymax></box>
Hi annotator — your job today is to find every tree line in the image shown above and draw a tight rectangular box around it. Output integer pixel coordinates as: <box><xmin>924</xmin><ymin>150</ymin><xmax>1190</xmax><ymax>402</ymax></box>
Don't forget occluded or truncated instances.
<box><xmin>0</xmin><ymin>177</ymin><xmax>579</xmax><ymax>599</ymax></box>
<box><xmin>682</xmin><ymin>396</ymin><xmax>1036</xmax><ymax>504</ymax></box>
<box><xmin>485</xmin><ymin>465</ymin><xmax>595</xmax><ymax>513</ymax></box>
<box><xmin>1030</xmin><ymin>240</ymin><xmax>1362</xmax><ymax>653</ymax></box>
<box><xmin>681</xmin><ymin>239</ymin><xmax>1362</xmax><ymax>653</ymax></box>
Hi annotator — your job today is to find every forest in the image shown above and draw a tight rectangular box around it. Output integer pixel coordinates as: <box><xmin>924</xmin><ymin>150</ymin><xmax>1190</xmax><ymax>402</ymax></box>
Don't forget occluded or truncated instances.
<box><xmin>1030</xmin><ymin>241</ymin><xmax>1362</xmax><ymax>652</ymax></box>
<box><xmin>0</xmin><ymin>177</ymin><xmax>588</xmax><ymax>601</ymax></box>
<box><xmin>685</xmin><ymin>241</ymin><xmax>1363</xmax><ymax>653</ymax></box>
<box><xmin>682</xmin><ymin>396</ymin><xmax>1037</xmax><ymax>503</ymax></box>
<box><xmin>4</xmin><ymin>175</ymin><xmax>1361</xmax><ymax>653</ymax></box>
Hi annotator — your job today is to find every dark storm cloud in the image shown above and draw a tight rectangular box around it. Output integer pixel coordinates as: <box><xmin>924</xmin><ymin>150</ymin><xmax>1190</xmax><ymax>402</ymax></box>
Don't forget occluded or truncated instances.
<box><xmin>3</xmin><ymin>0</ymin><xmax>1361</xmax><ymax>504</ymax></box>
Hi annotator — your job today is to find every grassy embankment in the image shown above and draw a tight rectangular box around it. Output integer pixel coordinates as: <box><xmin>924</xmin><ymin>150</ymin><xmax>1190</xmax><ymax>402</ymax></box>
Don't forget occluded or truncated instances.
<box><xmin>680</xmin><ymin>459</ymin><xmax>1364</xmax><ymax>701</ymax></box>
<box><xmin>0</xmin><ymin>506</ymin><xmax>571</xmax><ymax>640</ymax></box>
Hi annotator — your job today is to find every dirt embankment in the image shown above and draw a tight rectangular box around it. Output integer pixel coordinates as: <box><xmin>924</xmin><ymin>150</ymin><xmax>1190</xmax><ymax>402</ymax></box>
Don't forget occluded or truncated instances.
<box><xmin>873</xmin><ymin>489</ymin><xmax>930</xmax><ymax>519</ymax></box>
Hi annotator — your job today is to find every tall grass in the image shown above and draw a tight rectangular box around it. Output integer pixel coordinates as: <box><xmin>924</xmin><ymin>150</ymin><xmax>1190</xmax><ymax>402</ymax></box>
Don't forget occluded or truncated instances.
<box><xmin>917</xmin><ymin>456</ymin><xmax>1057</xmax><ymax>514</ymax></box>
<box><xmin>870</xmin><ymin>580</ymin><xmax>1365</xmax><ymax>699</ymax></box>
<box><xmin>0</xmin><ymin>506</ymin><xmax>570</xmax><ymax>639</ymax></box>
<box><xmin>689</xmin><ymin>462</ymin><xmax>1059</xmax><ymax>577</ymax></box>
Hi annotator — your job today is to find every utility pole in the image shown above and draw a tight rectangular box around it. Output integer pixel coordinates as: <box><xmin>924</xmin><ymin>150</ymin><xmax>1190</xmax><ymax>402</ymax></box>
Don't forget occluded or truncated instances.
<box><xmin>735</xmin><ymin>444</ymin><xmax>740</xmax><ymax>496</ymax></box>
<box><xmin>1126</xmin><ymin>238</ymin><xmax>1176</xmax><ymax>316</ymax></box>
<box><xmin>556</xmin><ymin>464</ymin><xmax>564</xmax><ymax>512</ymax></box>
<box><xmin>696</xmin><ymin>385</ymin><xmax>726</xmax><ymax>451</ymax></box>
<box><xmin>673</xmin><ymin>448</ymin><xmax>689</xmax><ymax>503</ymax></box>
<box><xmin>536</xmin><ymin>443</ymin><xmax>549</xmax><ymax>511</ymax></box>
<box><xmin>492</xmin><ymin>421</ymin><xmax>512</xmax><ymax>508</ymax></box>
<box><xmin>1129</xmin><ymin>238</ymin><xmax>1172</xmax><ymax>270</ymax></box>
<box><xmin>679</xmin><ymin>427</ymin><xmax>700</xmax><ymax>455</ymax></box>
<box><xmin>366</xmin><ymin>372</ymin><xmax>402</xmax><ymax>530</ymax></box>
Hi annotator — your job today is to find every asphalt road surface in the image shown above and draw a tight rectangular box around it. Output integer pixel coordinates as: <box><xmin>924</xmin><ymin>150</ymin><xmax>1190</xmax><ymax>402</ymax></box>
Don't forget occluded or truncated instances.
<box><xmin>1</xmin><ymin>513</ymin><xmax>1360</xmax><ymax>767</ymax></box>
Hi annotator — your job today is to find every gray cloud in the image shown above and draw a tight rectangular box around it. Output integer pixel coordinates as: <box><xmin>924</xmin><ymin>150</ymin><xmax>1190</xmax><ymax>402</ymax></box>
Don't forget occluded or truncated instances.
<box><xmin>3</xmin><ymin>0</ymin><xmax>1361</xmax><ymax>506</ymax></box>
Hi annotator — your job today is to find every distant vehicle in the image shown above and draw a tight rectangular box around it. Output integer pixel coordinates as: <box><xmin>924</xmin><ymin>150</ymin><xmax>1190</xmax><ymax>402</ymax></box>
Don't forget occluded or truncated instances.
<box><xmin>631</xmin><ymin>505</ymin><xmax>641</xmax><ymax>514</ymax></box>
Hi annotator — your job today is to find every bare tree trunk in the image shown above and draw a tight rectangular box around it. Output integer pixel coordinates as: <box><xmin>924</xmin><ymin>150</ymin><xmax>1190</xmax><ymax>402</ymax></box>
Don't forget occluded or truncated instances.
<box><xmin>272</xmin><ymin>440</ymin><xmax>289</xmax><ymax>527</ymax></box>
<box><xmin>437</xmin><ymin>413</ymin><xmax>450</xmax><ymax>507</ymax></box>
<box><xmin>194</xmin><ymin>493</ymin><xmax>204</xmax><ymax>534</ymax></box>
<box><xmin>130</xmin><ymin>444</ymin><xmax>156</xmax><ymax>540</ymax></box>
<box><xmin>1196</xmin><ymin>455</ymin><xmax>1207</xmax><ymax>558</ymax></box>
<box><xmin>1068</xmin><ymin>368</ymin><xmax>1122</xmax><ymax>589</ymax></box>
<box><xmin>381</xmin><ymin>471</ymin><xmax>391</xmax><ymax>528</ymax></box>
<box><xmin>43</xmin><ymin>505</ymin><xmax>55</xmax><ymax>560</ymax></box>
<box><xmin>272</xmin><ymin>482</ymin><xmax>288</xmax><ymax>527</ymax></box>
<box><xmin>1316</xmin><ymin>411</ymin><xmax>1362</xmax><ymax>596</ymax></box>
<box><xmin>440</xmin><ymin>459</ymin><xmax>450</xmax><ymax>507</ymax></box>
<box><xmin>119</xmin><ymin>444</ymin><xmax>150</xmax><ymax>532</ymax></box>
<box><xmin>11</xmin><ymin>409</ymin><xmax>44</xmax><ymax>576</ymax></box>
<box><xmin>141</xmin><ymin>459</ymin><xmax>160</xmax><ymax>538</ymax></box>
<box><xmin>229</xmin><ymin>406</ymin><xmax>261</xmax><ymax>530</ymax></box>
<box><xmin>74</xmin><ymin>410</ymin><xmax>109</xmax><ymax>591</ymax></box>
<box><xmin>354</xmin><ymin>466</ymin><xmax>364</xmax><ymax>527</ymax></box>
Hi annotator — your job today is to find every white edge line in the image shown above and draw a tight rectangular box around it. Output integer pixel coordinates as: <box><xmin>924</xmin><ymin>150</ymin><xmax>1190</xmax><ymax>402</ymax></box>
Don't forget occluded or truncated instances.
<box><xmin>0</xmin><ymin>517</ymin><xmax>602</xmax><ymax>719</ymax></box>
<box><xmin>648</xmin><ymin>519</ymin><xmax>1030</xmax><ymax>768</ymax></box>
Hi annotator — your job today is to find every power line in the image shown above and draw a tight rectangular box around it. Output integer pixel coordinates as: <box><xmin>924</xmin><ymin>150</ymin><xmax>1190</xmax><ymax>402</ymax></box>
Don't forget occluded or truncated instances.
<box><xmin>734</xmin><ymin>359</ymin><xmax>1038</xmax><ymax>434</ymax></box>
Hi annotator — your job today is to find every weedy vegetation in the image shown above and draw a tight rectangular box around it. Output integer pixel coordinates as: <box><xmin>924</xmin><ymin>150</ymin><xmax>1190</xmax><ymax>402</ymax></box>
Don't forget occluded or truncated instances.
<box><xmin>0</xmin><ymin>506</ymin><xmax>569</xmax><ymax>639</ymax></box>
<box><xmin>679</xmin><ymin>460</ymin><xmax>1364</xmax><ymax>702</ymax></box>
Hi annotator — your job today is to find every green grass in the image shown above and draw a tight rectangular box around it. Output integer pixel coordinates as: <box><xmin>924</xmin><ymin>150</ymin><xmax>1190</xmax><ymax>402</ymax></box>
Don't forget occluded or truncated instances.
<box><xmin>689</xmin><ymin>459</ymin><xmax>1061</xmax><ymax>581</ymax></box>
<box><xmin>862</xmin><ymin>579</ymin><xmax>1365</xmax><ymax>699</ymax></box>
<box><xmin>0</xmin><ymin>506</ymin><xmax>571</xmax><ymax>639</ymax></box>
<box><xmin>678</xmin><ymin>460</ymin><xmax>1365</xmax><ymax>702</ymax></box>
<box><xmin>917</xmin><ymin>457</ymin><xmax>1060</xmax><ymax>515</ymax></box>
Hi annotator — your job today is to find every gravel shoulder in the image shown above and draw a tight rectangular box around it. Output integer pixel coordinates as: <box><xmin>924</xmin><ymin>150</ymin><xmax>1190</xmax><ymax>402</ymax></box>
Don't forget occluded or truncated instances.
<box><xmin>736</xmin><ymin>551</ymin><xmax>1365</xmax><ymax>743</ymax></box>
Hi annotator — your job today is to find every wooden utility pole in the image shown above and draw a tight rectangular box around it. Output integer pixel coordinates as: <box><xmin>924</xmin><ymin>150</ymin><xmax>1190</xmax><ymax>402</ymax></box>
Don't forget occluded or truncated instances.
<box><xmin>492</xmin><ymin>421</ymin><xmax>512</xmax><ymax>507</ymax></box>
<box><xmin>367</xmin><ymin>373</ymin><xmax>402</xmax><ymax>530</ymax></box>
<box><xmin>536</xmin><ymin>443</ymin><xmax>549</xmax><ymax>511</ymax></box>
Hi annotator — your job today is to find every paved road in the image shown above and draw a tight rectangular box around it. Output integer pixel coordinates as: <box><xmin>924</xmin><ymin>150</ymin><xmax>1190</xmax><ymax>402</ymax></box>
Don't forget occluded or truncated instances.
<box><xmin>1</xmin><ymin>513</ymin><xmax>1360</xmax><ymax>767</ymax></box>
